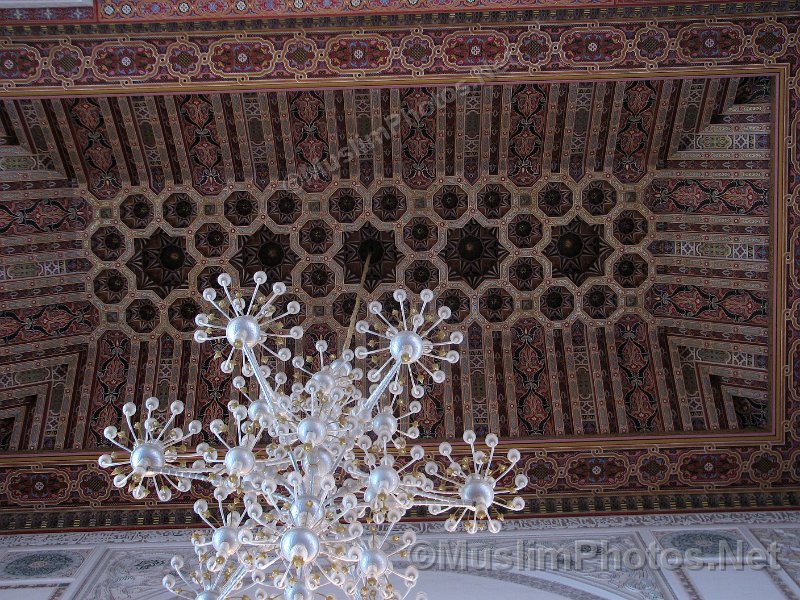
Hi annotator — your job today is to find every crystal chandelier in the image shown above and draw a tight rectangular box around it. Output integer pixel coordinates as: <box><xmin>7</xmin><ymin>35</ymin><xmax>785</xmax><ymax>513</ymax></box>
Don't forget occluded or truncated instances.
<box><xmin>98</xmin><ymin>271</ymin><xmax>527</xmax><ymax>600</ymax></box>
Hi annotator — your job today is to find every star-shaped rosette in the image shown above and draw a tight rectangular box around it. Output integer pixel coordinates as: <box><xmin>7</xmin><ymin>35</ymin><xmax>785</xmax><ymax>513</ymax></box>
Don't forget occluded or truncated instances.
<box><xmin>354</xmin><ymin>289</ymin><xmax>463</xmax><ymax>407</ymax></box>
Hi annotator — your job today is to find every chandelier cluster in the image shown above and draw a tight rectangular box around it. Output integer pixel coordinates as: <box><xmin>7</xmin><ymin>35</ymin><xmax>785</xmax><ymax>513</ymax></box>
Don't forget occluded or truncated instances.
<box><xmin>99</xmin><ymin>271</ymin><xmax>527</xmax><ymax>600</ymax></box>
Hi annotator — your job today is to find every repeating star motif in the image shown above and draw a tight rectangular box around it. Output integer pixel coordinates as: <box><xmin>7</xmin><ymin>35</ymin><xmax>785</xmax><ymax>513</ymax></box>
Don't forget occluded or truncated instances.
<box><xmin>440</xmin><ymin>218</ymin><xmax>509</xmax><ymax>289</ymax></box>
<box><xmin>127</xmin><ymin>229</ymin><xmax>195</xmax><ymax>299</ymax></box>
<box><xmin>231</xmin><ymin>226</ymin><xmax>298</xmax><ymax>284</ymax></box>
<box><xmin>544</xmin><ymin>218</ymin><xmax>612</xmax><ymax>286</ymax></box>
<box><xmin>334</xmin><ymin>222</ymin><xmax>398</xmax><ymax>292</ymax></box>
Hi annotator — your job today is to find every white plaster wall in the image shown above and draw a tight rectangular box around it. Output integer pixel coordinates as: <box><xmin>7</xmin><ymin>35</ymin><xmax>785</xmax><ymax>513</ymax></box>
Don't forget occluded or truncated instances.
<box><xmin>0</xmin><ymin>511</ymin><xmax>799</xmax><ymax>600</ymax></box>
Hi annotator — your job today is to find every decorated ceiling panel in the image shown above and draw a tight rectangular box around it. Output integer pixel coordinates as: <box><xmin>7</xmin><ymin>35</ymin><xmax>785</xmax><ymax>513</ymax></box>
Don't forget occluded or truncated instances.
<box><xmin>0</xmin><ymin>5</ymin><xmax>797</xmax><ymax>530</ymax></box>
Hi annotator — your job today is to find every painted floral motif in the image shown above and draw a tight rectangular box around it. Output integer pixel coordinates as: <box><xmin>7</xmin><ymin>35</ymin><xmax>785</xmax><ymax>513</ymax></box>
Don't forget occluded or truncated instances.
<box><xmin>0</xmin><ymin>197</ymin><xmax>90</xmax><ymax>235</ymax></box>
<box><xmin>67</xmin><ymin>99</ymin><xmax>122</xmax><ymax>200</ymax></box>
<box><xmin>399</xmin><ymin>34</ymin><xmax>435</xmax><ymax>70</ymax></box>
<box><xmin>209</xmin><ymin>40</ymin><xmax>275</xmax><ymax>75</ymax></box>
<box><xmin>561</xmin><ymin>29</ymin><xmax>625</xmax><ymax>65</ymax></box>
<box><xmin>442</xmin><ymin>32</ymin><xmax>509</xmax><ymax>68</ymax></box>
<box><xmin>175</xmin><ymin>95</ymin><xmax>226</xmax><ymax>195</ymax></box>
<box><xmin>752</xmin><ymin>22</ymin><xmax>788</xmax><ymax>57</ymax></box>
<box><xmin>0</xmin><ymin>302</ymin><xmax>97</xmax><ymax>345</ymax></box>
<box><xmin>0</xmin><ymin>46</ymin><xmax>40</xmax><ymax>82</ymax></box>
<box><xmin>517</xmin><ymin>30</ymin><xmax>551</xmax><ymax>67</ymax></box>
<box><xmin>613</xmin><ymin>80</ymin><xmax>659</xmax><ymax>184</ymax></box>
<box><xmin>659</xmin><ymin>530</ymin><xmax>745</xmax><ymax>556</ymax></box>
<box><xmin>400</xmin><ymin>88</ymin><xmax>437</xmax><ymax>190</ymax></box>
<box><xmin>165</xmin><ymin>42</ymin><xmax>201</xmax><ymax>76</ymax></box>
<box><xmin>283</xmin><ymin>38</ymin><xmax>318</xmax><ymax>75</ymax></box>
<box><xmin>511</xmin><ymin>319</ymin><xmax>552</xmax><ymax>435</ymax></box>
<box><xmin>615</xmin><ymin>315</ymin><xmax>659</xmax><ymax>432</ymax></box>
<box><xmin>5</xmin><ymin>470</ymin><xmax>70</xmax><ymax>504</ymax></box>
<box><xmin>1</xmin><ymin>551</ymin><xmax>80</xmax><ymax>578</ymax></box>
<box><xmin>92</xmin><ymin>43</ymin><xmax>158</xmax><ymax>79</ymax></box>
<box><xmin>646</xmin><ymin>284</ymin><xmax>768</xmax><ymax>325</ymax></box>
<box><xmin>677</xmin><ymin>24</ymin><xmax>744</xmax><ymax>60</ymax></box>
<box><xmin>634</xmin><ymin>27</ymin><xmax>669</xmax><ymax>62</ymax></box>
<box><xmin>508</xmin><ymin>85</ymin><xmax>547</xmax><ymax>187</ymax></box>
<box><xmin>645</xmin><ymin>179</ymin><xmax>768</xmax><ymax>216</ymax></box>
<box><xmin>288</xmin><ymin>91</ymin><xmax>330</xmax><ymax>192</ymax></box>
<box><xmin>48</xmin><ymin>45</ymin><xmax>84</xmax><ymax>81</ymax></box>
<box><xmin>327</xmin><ymin>36</ymin><xmax>391</xmax><ymax>73</ymax></box>
<box><xmin>565</xmin><ymin>455</ymin><xmax>629</xmax><ymax>488</ymax></box>
<box><xmin>678</xmin><ymin>452</ymin><xmax>741</xmax><ymax>485</ymax></box>
<box><xmin>636</xmin><ymin>453</ymin><xmax>670</xmax><ymax>485</ymax></box>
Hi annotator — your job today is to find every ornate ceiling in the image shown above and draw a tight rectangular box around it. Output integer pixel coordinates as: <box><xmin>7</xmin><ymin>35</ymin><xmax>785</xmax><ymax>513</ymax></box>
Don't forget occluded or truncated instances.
<box><xmin>0</xmin><ymin>4</ymin><xmax>798</xmax><ymax>531</ymax></box>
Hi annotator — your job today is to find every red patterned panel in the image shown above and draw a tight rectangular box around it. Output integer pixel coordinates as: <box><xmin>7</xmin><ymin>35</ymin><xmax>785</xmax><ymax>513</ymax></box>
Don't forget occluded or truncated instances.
<box><xmin>0</xmin><ymin>197</ymin><xmax>91</xmax><ymax>235</ymax></box>
<box><xmin>0</xmin><ymin>301</ymin><xmax>97</xmax><ymax>346</ymax></box>
<box><xmin>510</xmin><ymin>318</ymin><xmax>554</xmax><ymax>436</ymax></box>
<box><xmin>288</xmin><ymin>91</ymin><xmax>331</xmax><ymax>193</ymax></box>
<box><xmin>612</xmin><ymin>80</ymin><xmax>660</xmax><ymax>184</ymax></box>
<box><xmin>400</xmin><ymin>88</ymin><xmax>437</xmax><ymax>190</ymax></box>
<box><xmin>646</xmin><ymin>284</ymin><xmax>768</xmax><ymax>326</ymax></box>
<box><xmin>5</xmin><ymin>469</ymin><xmax>70</xmax><ymax>505</ymax></box>
<box><xmin>65</xmin><ymin>98</ymin><xmax>123</xmax><ymax>200</ymax></box>
<box><xmin>613</xmin><ymin>315</ymin><xmax>661</xmax><ymax>433</ymax></box>
<box><xmin>174</xmin><ymin>95</ymin><xmax>226</xmax><ymax>196</ymax></box>
<box><xmin>645</xmin><ymin>179</ymin><xmax>768</xmax><ymax>216</ymax></box>
<box><xmin>507</xmin><ymin>85</ymin><xmax>547</xmax><ymax>187</ymax></box>
<box><xmin>87</xmin><ymin>331</ymin><xmax>131</xmax><ymax>449</ymax></box>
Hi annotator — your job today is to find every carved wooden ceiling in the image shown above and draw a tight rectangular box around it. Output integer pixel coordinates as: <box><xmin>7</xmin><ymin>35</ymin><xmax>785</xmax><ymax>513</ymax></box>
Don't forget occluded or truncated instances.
<box><xmin>0</xmin><ymin>5</ymin><xmax>797</xmax><ymax>530</ymax></box>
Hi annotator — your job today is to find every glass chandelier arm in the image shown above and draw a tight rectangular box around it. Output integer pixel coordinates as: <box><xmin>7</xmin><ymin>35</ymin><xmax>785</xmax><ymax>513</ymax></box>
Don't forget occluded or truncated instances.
<box><xmin>243</xmin><ymin>345</ymin><xmax>278</xmax><ymax>415</ymax></box>
<box><xmin>154</xmin><ymin>465</ymin><xmax>216</xmax><ymax>483</ymax></box>
<box><xmin>406</xmin><ymin>489</ymin><xmax>470</xmax><ymax>509</ymax></box>
<box><xmin>217</xmin><ymin>563</ymin><xmax>250</xmax><ymax>598</ymax></box>
<box><xmin>363</xmin><ymin>361</ymin><xmax>402</xmax><ymax>413</ymax></box>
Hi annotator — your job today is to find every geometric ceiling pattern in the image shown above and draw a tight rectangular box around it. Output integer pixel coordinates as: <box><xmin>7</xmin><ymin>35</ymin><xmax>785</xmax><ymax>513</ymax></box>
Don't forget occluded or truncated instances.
<box><xmin>0</xmin><ymin>5</ymin><xmax>797</xmax><ymax>531</ymax></box>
